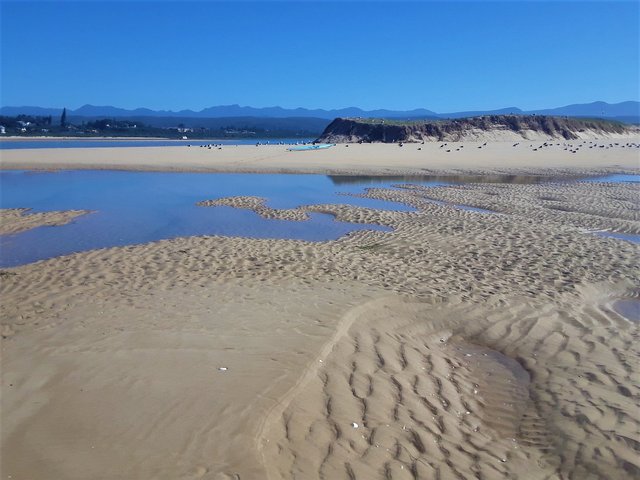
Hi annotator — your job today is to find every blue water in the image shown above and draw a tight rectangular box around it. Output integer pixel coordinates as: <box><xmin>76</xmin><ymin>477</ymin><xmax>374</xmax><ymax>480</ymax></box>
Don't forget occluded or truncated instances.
<box><xmin>596</xmin><ymin>232</ymin><xmax>640</xmax><ymax>244</ymax></box>
<box><xmin>584</xmin><ymin>174</ymin><xmax>640</xmax><ymax>183</ymax></box>
<box><xmin>0</xmin><ymin>171</ymin><xmax>440</xmax><ymax>267</ymax></box>
<box><xmin>288</xmin><ymin>144</ymin><xmax>336</xmax><ymax>151</ymax></box>
<box><xmin>1</xmin><ymin>171</ymin><xmax>638</xmax><ymax>267</ymax></box>
<box><xmin>0</xmin><ymin>138</ymin><xmax>313</xmax><ymax>150</ymax></box>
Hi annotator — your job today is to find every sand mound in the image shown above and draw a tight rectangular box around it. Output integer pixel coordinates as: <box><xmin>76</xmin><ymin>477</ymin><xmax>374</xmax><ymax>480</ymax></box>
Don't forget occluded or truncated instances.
<box><xmin>260</xmin><ymin>285</ymin><xmax>639</xmax><ymax>480</ymax></box>
<box><xmin>0</xmin><ymin>208</ymin><xmax>91</xmax><ymax>235</ymax></box>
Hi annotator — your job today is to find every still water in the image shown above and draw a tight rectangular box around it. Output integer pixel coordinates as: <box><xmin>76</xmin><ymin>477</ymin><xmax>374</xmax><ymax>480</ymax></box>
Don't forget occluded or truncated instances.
<box><xmin>0</xmin><ymin>171</ymin><xmax>638</xmax><ymax>267</ymax></box>
<box><xmin>0</xmin><ymin>138</ymin><xmax>313</xmax><ymax>149</ymax></box>
<box><xmin>0</xmin><ymin>171</ymin><xmax>434</xmax><ymax>267</ymax></box>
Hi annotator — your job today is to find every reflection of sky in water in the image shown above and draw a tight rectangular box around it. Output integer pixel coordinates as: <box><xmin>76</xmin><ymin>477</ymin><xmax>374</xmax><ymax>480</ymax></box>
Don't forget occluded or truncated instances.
<box><xmin>612</xmin><ymin>299</ymin><xmax>640</xmax><ymax>323</ymax></box>
<box><xmin>595</xmin><ymin>232</ymin><xmax>640</xmax><ymax>244</ymax></box>
<box><xmin>0</xmin><ymin>139</ymin><xmax>313</xmax><ymax>149</ymax></box>
<box><xmin>582</xmin><ymin>174</ymin><xmax>639</xmax><ymax>184</ymax></box>
<box><xmin>1</xmin><ymin>171</ymin><xmax>442</xmax><ymax>267</ymax></box>
<box><xmin>1</xmin><ymin>171</ymin><xmax>637</xmax><ymax>267</ymax></box>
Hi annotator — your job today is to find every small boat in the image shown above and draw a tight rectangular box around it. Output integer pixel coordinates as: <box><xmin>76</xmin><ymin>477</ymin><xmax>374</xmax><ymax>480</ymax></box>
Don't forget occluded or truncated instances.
<box><xmin>287</xmin><ymin>143</ymin><xmax>336</xmax><ymax>152</ymax></box>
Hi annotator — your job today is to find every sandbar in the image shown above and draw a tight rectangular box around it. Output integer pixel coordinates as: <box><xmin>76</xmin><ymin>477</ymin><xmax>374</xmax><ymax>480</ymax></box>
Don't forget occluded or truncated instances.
<box><xmin>1</xmin><ymin>139</ymin><xmax>639</xmax><ymax>175</ymax></box>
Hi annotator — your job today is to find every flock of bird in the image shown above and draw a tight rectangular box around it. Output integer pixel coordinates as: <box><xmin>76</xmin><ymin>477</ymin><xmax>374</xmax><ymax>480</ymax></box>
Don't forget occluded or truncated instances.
<box><xmin>187</xmin><ymin>140</ymin><xmax>639</xmax><ymax>153</ymax></box>
<box><xmin>429</xmin><ymin>140</ymin><xmax>640</xmax><ymax>153</ymax></box>
<box><xmin>526</xmin><ymin>140</ymin><xmax>640</xmax><ymax>154</ymax></box>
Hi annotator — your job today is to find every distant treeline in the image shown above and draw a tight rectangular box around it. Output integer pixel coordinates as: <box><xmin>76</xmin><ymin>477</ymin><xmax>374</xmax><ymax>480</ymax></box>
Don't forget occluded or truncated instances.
<box><xmin>0</xmin><ymin>113</ymin><xmax>329</xmax><ymax>139</ymax></box>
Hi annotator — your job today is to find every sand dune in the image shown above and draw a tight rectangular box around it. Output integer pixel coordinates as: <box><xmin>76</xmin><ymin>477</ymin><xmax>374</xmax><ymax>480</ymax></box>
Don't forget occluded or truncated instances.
<box><xmin>1</xmin><ymin>174</ymin><xmax>639</xmax><ymax>479</ymax></box>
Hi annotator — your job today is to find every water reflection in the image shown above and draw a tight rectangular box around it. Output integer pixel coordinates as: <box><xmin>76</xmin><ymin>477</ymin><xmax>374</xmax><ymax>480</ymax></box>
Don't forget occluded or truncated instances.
<box><xmin>329</xmin><ymin>174</ymin><xmax>588</xmax><ymax>185</ymax></box>
<box><xmin>1</xmin><ymin>170</ymin><xmax>637</xmax><ymax>267</ymax></box>
<box><xmin>612</xmin><ymin>299</ymin><xmax>640</xmax><ymax>323</ymax></box>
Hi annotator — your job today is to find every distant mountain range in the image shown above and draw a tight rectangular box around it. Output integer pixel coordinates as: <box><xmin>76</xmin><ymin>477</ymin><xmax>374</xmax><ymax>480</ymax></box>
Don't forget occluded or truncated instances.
<box><xmin>1</xmin><ymin>101</ymin><xmax>638</xmax><ymax>123</ymax></box>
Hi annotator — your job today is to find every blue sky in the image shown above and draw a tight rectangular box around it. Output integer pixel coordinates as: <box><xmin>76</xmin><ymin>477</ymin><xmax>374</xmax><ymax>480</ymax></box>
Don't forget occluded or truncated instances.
<box><xmin>1</xmin><ymin>1</ymin><xmax>638</xmax><ymax>112</ymax></box>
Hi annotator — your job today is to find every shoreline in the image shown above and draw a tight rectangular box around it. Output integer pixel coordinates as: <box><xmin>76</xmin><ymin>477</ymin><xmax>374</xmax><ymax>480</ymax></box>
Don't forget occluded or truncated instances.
<box><xmin>0</xmin><ymin>136</ymin><xmax>179</xmax><ymax>141</ymax></box>
<box><xmin>0</xmin><ymin>136</ymin><xmax>310</xmax><ymax>142</ymax></box>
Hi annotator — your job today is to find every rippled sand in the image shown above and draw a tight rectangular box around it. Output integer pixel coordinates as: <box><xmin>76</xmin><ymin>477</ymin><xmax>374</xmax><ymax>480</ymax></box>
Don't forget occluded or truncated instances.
<box><xmin>1</xmin><ymin>175</ymin><xmax>639</xmax><ymax>479</ymax></box>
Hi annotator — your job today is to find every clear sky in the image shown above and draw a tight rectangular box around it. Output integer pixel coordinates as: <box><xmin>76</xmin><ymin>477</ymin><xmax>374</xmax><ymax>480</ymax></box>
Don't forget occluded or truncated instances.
<box><xmin>1</xmin><ymin>1</ymin><xmax>638</xmax><ymax>112</ymax></box>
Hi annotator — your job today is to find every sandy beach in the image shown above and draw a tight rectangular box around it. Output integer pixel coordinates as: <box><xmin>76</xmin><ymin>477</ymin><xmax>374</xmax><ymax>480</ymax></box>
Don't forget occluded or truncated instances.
<box><xmin>1</xmin><ymin>138</ymin><xmax>639</xmax><ymax>174</ymax></box>
<box><xmin>1</xmin><ymin>146</ymin><xmax>639</xmax><ymax>479</ymax></box>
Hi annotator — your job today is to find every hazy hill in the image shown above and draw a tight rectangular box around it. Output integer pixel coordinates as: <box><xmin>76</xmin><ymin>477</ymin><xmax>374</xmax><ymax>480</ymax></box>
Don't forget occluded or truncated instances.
<box><xmin>2</xmin><ymin>101</ymin><xmax>638</xmax><ymax>123</ymax></box>
<box><xmin>529</xmin><ymin>101</ymin><xmax>639</xmax><ymax>118</ymax></box>
<box><xmin>316</xmin><ymin>115</ymin><xmax>635</xmax><ymax>143</ymax></box>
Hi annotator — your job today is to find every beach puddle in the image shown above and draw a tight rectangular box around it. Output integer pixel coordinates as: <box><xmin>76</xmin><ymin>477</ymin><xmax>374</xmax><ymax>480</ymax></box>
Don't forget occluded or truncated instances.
<box><xmin>0</xmin><ymin>138</ymin><xmax>314</xmax><ymax>149</ymax></box>
<box><xmin>583</xmin><ymin>174</ymin><xmax>640</xmax><ymax>184</ymax></box>
<box><xmin>332</xmin><ymin>174</ymin><xmax>587</xmax><ymax>185</ymax></box>
<box><xmin>595</xmin><ymin>231</ymin><xmax>640</xmax><ymax>244</ymax></box>
<box><xmin>1</xmin><ymin>171</ymin><xmax>422</xmax><ymax>267</ymax></box>
<box><xmin>612</xmin><ymin>299</ymin><xmax>640</xmax><ymax>322</ymax></box>
<box><xmin>0</xmin><ymin>170</ymin><xmax>635</xmax><ymax>266</ymax></box>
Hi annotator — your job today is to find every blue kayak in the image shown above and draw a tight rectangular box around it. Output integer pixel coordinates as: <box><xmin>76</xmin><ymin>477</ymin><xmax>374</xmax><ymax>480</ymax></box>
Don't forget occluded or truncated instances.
<box><xmin>287</xmin><ymin>143</ymin><xmax>336</xmax><ymax>151</ymax></box>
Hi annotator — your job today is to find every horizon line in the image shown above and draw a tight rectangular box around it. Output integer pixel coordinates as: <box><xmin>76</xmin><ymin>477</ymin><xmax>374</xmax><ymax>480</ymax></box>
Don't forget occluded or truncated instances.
<box><xmin>2</xmin><ymin>99</ymin><xmax>639</xmax><ymax>115</ymax></box>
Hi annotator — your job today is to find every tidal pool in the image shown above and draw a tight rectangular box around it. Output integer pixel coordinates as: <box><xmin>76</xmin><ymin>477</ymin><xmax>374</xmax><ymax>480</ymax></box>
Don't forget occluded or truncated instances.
<box><xmin>612</xmin><ymin>299</ymin><xmax>640</xmax><ymax>323</ymax></box>
<box><xmin>1</xmin><ymin>171</ymin><xmax>638</xmax><ymax>267</ymax></box>
<box><xmin>0</xmin><ymin>171</ymin><xmax>438</xmax><ymax>267</ymax></box>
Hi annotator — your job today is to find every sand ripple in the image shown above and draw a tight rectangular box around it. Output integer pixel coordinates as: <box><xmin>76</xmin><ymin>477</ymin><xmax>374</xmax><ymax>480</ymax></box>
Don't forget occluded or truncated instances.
<box><xmin>1</xmin><ymin>176</ymin><xmax>638</xmax><ymax>479</ymax></box>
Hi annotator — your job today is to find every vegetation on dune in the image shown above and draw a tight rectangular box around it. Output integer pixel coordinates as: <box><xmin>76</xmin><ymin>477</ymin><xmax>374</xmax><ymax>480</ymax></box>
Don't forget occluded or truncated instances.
<box><xmin>318</xmin><ymin>115</ymin><xmax>631</xmax><ymax>143</ymax></box>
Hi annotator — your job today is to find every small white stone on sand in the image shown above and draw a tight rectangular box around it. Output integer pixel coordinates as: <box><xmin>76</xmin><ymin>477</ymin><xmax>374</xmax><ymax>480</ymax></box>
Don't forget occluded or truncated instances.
<box><xmin>218</xmin><ymin>367</ymin><xmax>228</xmax><ymax>372</ymax></box>
<box><xmin>351</xmin><ymin>422</ymin><xmax>359</xmax><ymax>428</ymax></box>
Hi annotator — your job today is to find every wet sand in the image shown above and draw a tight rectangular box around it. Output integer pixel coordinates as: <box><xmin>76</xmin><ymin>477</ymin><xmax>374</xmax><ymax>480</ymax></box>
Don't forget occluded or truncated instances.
<box><xmin>1</xmin><ymin>172</ymin><xmax>639</xmax><ymax>479</ymax></box>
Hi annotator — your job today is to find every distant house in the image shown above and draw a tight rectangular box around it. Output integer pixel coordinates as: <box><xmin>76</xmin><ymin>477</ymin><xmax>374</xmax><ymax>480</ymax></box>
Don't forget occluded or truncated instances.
<box><xmin>0</xmin><ymin>126</ymin><xmax>5</xmax><ymax>134</ymax></box>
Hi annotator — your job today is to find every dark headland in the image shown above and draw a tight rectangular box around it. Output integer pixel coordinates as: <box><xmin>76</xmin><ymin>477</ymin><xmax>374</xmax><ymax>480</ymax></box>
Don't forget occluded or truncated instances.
<box><xmin>316</xmin><ymin>115</ymin><xmax>634</xmax><ymax>143</ymax></box>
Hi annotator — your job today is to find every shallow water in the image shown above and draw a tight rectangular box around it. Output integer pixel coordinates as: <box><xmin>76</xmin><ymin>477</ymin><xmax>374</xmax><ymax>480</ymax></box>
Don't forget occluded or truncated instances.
<box><xmin>330</xmin><ymin>173</ymin><xmax>640</xmax><ymax>185</ymax></box>
<box><xmin>612</xmin><ymin>299</ymin><xmax>640</xmax><ymax>322</ymax></box>
<box><xmin>583</xmin><ymin>174</ymin><xmax>640</xmax><ymax>184</ymax></box>
<box><xmin>1</xmin><ymin>171</ymin><xmax>441</xmax><ymax>267</ymax></box>
<box><xmin>0</xmin><ymin>138</ymin><xmax>312</xmax><ymax>150</ymax></box>
<box><xmin>1</xmin><ymin>171</ymin><xmax>638</xmax><ymax>267</ymax></box>
<box><xmin>595</xmin><ymin>232</ymin><xmax>640</xmax><ymax>244</ymax></box>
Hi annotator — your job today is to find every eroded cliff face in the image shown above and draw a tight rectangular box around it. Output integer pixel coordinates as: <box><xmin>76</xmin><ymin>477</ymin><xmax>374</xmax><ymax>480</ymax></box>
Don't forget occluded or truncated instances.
<box><xmin>316</xmin><ymin>115</ymin><xmax>633</xmax><ymax>143</ymax></box>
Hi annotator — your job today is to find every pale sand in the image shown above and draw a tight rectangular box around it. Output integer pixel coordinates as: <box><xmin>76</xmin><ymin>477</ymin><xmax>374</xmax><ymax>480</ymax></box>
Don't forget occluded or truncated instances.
<box><xmin>0</xmin><ymin>208</ymin><xmax>91</xmax><ymax>235</ymax></box>
<box><xmin>1</xmin><ymin>138</ymin><xmax>639</xmax><ymax>174</ymax></box>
